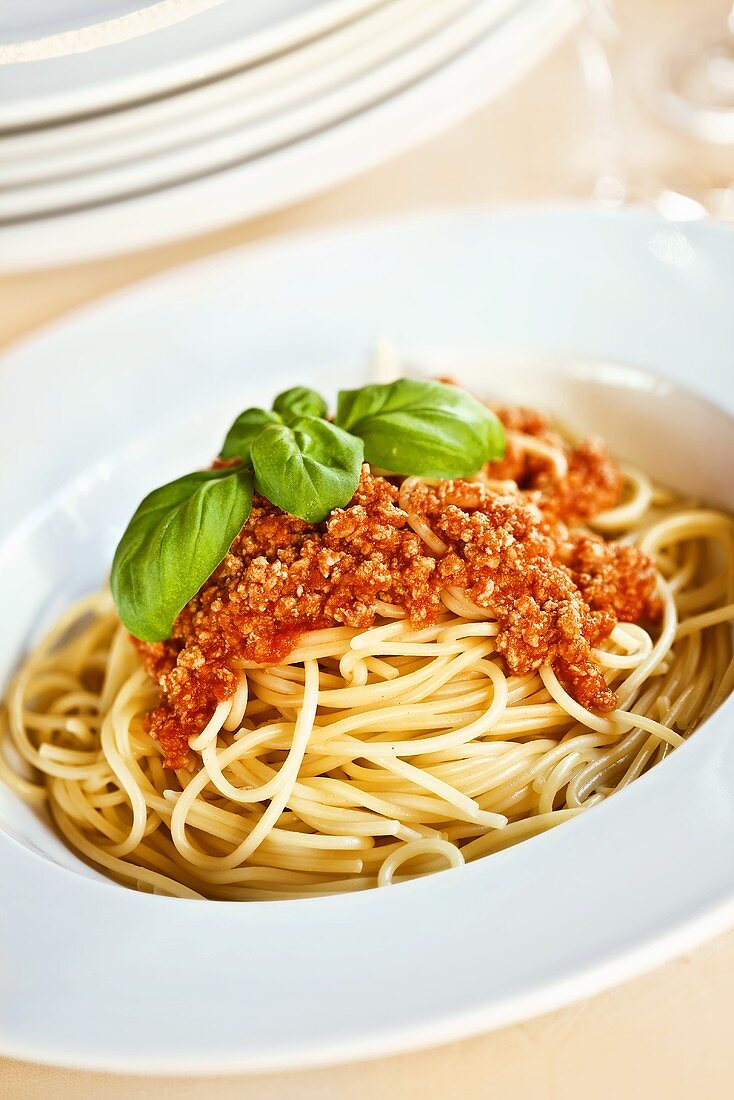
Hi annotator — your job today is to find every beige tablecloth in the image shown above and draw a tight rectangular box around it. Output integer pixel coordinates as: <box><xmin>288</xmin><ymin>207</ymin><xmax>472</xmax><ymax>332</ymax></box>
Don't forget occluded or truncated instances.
<box><xmin>2</xmin><ymin>11</ymin><xmax>734</xmax><ymax>1098</ymax></box>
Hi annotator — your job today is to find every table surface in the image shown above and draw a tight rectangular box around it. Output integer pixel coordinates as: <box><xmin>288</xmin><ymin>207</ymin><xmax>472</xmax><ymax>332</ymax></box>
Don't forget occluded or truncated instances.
<box><xmin>3</xmin><ymin>6</ymin><xmax>734</xmax><ymax>1097</ymax></box>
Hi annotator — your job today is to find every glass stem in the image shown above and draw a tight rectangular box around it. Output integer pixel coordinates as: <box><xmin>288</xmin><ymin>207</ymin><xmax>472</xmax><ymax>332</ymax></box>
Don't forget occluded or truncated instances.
<box><xmin>576</xmin><ymin>0</ymin><xmax>628</xmax><ymax>204</ymax></box>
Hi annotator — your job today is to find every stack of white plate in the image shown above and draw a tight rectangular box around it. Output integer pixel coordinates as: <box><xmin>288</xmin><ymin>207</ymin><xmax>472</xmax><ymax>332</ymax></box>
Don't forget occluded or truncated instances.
<box><xmin>0</xmin><ymin>0</ymin><xmax>578</xmax><ymax>268</ymax></box>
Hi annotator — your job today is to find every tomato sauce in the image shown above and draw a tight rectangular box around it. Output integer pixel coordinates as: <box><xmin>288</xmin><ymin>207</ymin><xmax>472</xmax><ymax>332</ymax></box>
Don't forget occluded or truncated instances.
<box><xmin>136</xmin><ymin>413</ymin><xmax>659</xmax><ymax>768</ymax></box>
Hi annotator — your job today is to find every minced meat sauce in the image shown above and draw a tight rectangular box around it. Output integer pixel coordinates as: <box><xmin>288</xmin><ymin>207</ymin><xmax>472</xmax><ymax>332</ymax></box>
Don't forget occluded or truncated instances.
<box><xmin>135</xmin><ymin>408</ymin><xmax>660</xmax><ymax>768</ymax></box>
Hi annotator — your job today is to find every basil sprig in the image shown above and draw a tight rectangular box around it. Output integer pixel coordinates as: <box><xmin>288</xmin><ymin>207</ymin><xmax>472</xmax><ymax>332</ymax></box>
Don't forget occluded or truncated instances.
<box><xmin>252</xmin><ymin>417</ymin><xmax>363</xmax><ymax>523</ymax></box>
<box><xmin>111</xmin><ymin>378</ymin><xmax>505</xmax><ymax>640</ymax></box>
<box><xmin>335</xmin><ymin>378</ymin><xmax>505</xmax><ymax>478</ymax></box>
<box><xmin>273</xmin><ymin>386</ymin><xmax>328</xmax><ymax>424</ymax></box>
<box><xmin>220</xmin><ymin>389</ymin><xmax>328</xmax><ymax>460</ymax></box>
<box><xmin>221</xmin><ymin>408</ymin><xmax>281</xmax><ymax>462</ymax></box>
<box><xmin>111</xmin><ymin>465</ymin><xmax>253</xmax><ymax>642</ymax></box>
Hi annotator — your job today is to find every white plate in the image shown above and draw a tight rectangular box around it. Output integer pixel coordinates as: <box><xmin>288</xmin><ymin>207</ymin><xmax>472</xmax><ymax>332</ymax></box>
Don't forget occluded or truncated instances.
<box><xmin>0</xmin><ymin>0</ymin><xmax>383</xmax><ymax>127</ymax></box>
<box><xmin>0</xmin><ymin>0</ymin><xmax>168</xmax><ymax>48</ymax></box>
<box><xmin>0</xmin><ymin>1</ymin><xmax>239</xmax><ymax>64</ymax></box>
<box><xmin>0</xmin><ymin>0</ymin><xmax>575</xmax><ymax>268</ymax></box>
<box><xmin>0</xmin><ymin>0</ymin><xmax>499</xmax><ymax>190</ymax></box>
<box><xmin>0</xmin><ymin>0</ymin><xmax>515</xmax><ymax>214</ymax></box>
<box><xmin>1</xmin><ymin>207</ymin><xmax>734</xmax><ymax>1074</ymax></box>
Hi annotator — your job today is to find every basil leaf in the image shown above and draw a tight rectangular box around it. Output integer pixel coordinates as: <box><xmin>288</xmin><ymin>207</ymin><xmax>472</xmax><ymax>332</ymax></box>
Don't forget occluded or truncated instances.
<box><xmin>221</xmin><ymin>407</ymin><xmax>282</xmax><ymax>462</ymax></box>
<box><xmin>335</xmin><ymin>378</ymin><xmax>506</xmax><ymax>478</ymax></box>
<box><xmin>272</xmin><ymin>386</ymin><xmax>328</xmax><ymax>425</ymax></box>
<box><xmin>111</xmin><ymin>465</ymin><xmax>253</xmax><ymax>642</ymax></box>
<box><xmin>251</xmin><ymin>416</ymin><xmax>363</xmax><ymax>523</ymax></box>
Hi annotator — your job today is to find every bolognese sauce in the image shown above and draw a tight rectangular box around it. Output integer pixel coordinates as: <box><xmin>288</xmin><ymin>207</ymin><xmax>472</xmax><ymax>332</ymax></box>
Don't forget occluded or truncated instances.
<box><xmin>136</xmin><ymin>411</ymin><xmax>660</xmax><ymax>769</ymax></box>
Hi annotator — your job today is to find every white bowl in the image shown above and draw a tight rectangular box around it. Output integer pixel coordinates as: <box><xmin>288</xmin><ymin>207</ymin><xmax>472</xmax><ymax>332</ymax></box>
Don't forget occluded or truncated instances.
<box><xmin>1</xmin><ymin>206</ymin><xmax>733</xmax><ymax>1074</ymax></box>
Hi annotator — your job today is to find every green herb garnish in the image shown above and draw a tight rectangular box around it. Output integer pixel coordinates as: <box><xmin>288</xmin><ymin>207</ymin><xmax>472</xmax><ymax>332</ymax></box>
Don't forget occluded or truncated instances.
<box><xmin>251</xmin><ymin>416</ymin><xmax>363</xmax><ymax>524</ymax></box>
<box><xmin>335</xmin><ymin>378</ymin><xmax>505</xmax><ymax>478</ymax></box>
<box><xmin>110</xmin><ymin>465</ymin><xmax>253</xmax><ymax>643</ymax></box>
<box><xmin>111</xmin><ymin>378</ymin><xmax>505</xmax><ymax>640</ymax></box>
<box><xmin>272</xmin><ymin>386</ymin><xmax>328</xmax><ymax>425</ymax></box>
<box><xmin>220</xmin><ymin>407</ymin><xmax>282</xmax><ymax>463</ymax></box>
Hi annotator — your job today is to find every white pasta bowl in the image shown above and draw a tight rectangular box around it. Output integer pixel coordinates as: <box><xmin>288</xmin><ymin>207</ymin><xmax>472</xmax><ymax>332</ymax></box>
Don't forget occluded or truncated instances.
<box><xmin>0</xmin><ymin>207</ymin><xmax>733</xmax><ymax>1074</ymax></box>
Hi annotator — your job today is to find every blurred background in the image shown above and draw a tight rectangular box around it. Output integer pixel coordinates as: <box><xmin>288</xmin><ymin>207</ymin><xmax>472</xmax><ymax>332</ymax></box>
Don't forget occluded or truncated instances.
<box><xmin>2</xmin><ymin>0</ymin><xmax>734</xmax><ymax>345</ymax></box>
<box><xmin>2</xmin><ymin>1</ymin><xmax>734</xmax><ymax>1096</ymax></box>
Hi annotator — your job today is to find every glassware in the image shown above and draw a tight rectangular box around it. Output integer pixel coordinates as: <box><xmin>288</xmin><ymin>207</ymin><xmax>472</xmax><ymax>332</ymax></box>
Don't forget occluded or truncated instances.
<box><xmin>654</xmin><ymin>3</ymin><xmax>734</xmax><ymax>144</ymax></box>
<box><xmin>577</xmin><ymin>0</ymin><xmax>734</xmax><ymax>219</ymax></box>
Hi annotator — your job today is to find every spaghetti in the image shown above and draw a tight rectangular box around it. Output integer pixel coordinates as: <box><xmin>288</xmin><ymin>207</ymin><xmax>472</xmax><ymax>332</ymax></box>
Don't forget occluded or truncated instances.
<box><xmin>2</xmin><ymin>402</ymin><xmax>734</xmax><ymax>901</ymax></box>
